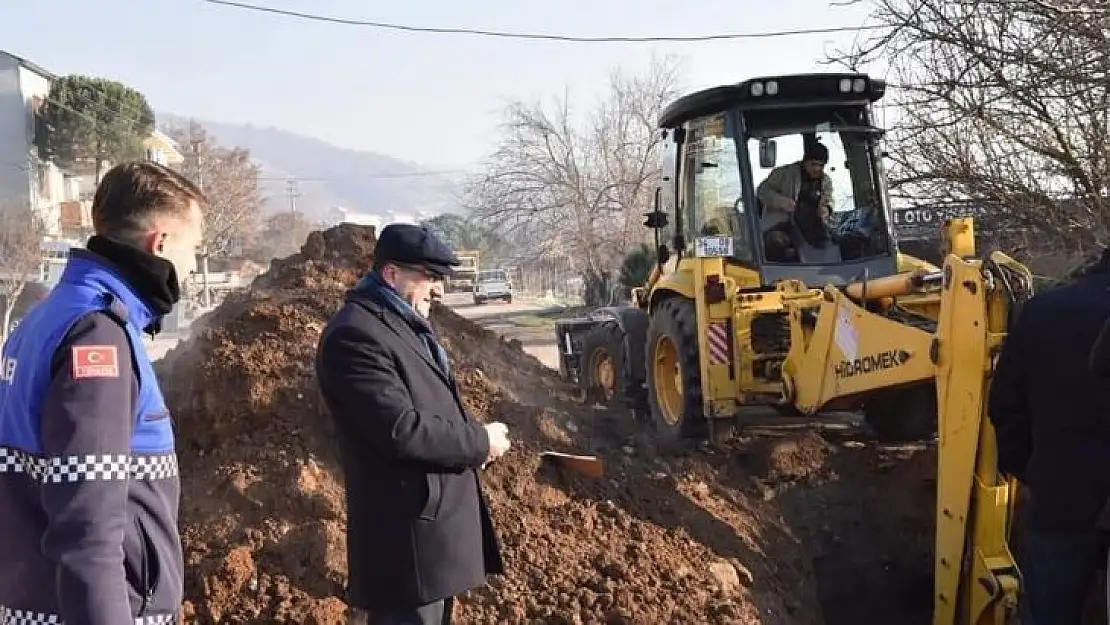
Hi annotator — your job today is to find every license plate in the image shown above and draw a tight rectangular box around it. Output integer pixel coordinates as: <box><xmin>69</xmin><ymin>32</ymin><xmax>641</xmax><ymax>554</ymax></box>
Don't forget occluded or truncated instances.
<box><xmin>695</xmin><ymin>235</ymin><xmax>735</xmax><ymax>258</ymax></box>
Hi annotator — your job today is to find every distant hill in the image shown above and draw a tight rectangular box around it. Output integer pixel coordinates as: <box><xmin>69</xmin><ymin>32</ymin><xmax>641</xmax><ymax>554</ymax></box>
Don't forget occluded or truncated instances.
<box><xmin>157</xmin><ymin>112</ymin><xmax>464</xmax><ymax>222</ymax></box>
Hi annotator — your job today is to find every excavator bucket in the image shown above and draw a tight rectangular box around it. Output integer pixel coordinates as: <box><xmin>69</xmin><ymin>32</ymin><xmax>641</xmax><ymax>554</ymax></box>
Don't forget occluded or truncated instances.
<box><xmin>539</xmin><ymin>451</ymin><xmax>604</xmax><ymax>478</ymax></box>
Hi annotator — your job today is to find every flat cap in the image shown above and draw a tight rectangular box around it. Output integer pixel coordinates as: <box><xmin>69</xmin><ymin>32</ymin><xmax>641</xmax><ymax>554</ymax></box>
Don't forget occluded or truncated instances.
<box><xmin>375</xmin><ymin>223</ymin><xmax>459</xmax><ymax>277</ymax></box>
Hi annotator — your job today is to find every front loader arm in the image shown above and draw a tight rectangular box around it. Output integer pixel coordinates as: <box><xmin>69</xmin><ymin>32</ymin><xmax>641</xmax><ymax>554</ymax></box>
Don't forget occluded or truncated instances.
<box><xmin>931</xmin><ymin>254</ymin><xmax>1022</xmax><ymax>625</ymax></box>
<box><xmin>782</xmin><ymin>252</ymin><xmax>1031</xmax><ymax>624</ymax></box>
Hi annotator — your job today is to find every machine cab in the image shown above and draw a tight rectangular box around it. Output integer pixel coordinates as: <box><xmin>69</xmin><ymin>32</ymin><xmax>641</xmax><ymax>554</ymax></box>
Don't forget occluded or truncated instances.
<box><xmin>655</xmin><ymin>73</ymin><xmax>899</xmax><ymax>288</ymax></box>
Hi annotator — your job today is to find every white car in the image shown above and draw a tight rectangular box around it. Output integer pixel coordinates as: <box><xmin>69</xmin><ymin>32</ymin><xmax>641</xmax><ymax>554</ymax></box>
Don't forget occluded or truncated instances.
<box><xmin>473</xmin><ymin>269</ymin><xmax>512</xmax><ymax>304</ymax></box>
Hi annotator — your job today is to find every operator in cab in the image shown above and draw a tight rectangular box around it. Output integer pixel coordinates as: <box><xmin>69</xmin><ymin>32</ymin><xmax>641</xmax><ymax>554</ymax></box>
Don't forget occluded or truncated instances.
<box><xmin>757</xmin><ymin>142</ymin><xmax>834</xmax><ymax>261</ymax></box>
<box><xmin>989</xmin><ymin>248</ymin><xmax>1110</xmax><ymax>624</ymax></box>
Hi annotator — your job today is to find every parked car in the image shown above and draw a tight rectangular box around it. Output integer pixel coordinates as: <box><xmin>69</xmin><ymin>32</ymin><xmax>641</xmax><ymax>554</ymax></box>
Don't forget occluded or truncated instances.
<box><xmin>473</xmin><ymin>269</ymin><xmax>512</xmax><ymax>305</ymax></box>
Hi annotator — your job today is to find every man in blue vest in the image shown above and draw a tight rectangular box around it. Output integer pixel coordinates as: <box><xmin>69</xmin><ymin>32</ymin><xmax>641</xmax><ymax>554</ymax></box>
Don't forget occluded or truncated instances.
<box><xmin>0</xmin><ymin>161</ymin><xmax>206</xmax><ymax>625</ymax></box>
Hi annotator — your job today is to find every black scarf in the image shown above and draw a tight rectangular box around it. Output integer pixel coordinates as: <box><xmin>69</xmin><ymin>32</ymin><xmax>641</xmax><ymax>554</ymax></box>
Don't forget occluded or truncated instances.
<box><xmin>84</xmin><ymin>235</ymin><xmax>181</xmax><ymax>333</ymax></box>
<box><xmin>794</xmin><ymin>165</ymin><xmax>829</xmax><ymax>247</ymax></box>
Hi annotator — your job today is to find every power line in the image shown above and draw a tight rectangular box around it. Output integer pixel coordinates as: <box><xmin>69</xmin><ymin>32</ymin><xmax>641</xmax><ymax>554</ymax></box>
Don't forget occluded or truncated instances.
<box><xmin>197</xmin><ymin>0</ymin><xmax>884</xmax><ymax>43</ymax></box>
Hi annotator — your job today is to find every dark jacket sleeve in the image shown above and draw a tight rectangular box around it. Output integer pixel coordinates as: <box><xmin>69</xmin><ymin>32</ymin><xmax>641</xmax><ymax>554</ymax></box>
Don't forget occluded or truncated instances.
<box><xmin>987</xmin><ymin>315</ymin><xmax>1032</xmax><ymax>480</ymax></box>
<box><xmin>317</xmin><ymin>323</ymin><xmax>490</xmax><ymax>470</ymax></box>
<box><xmin>1090</xmin><ymin>315</ymin><xmax>1110</xmax><ymax>377</ymax></box>
<box><xmin>38</xmin><ymin>312</ymin><xmax>136</xmax><ymax>625</ymax></box>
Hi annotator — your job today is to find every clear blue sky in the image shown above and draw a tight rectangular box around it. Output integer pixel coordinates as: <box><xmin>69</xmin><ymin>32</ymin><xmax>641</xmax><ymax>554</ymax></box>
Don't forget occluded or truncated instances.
<box><xmin>0</xmin><ymin>0</ymin><xmax>876</xmax><ymax>170</ymax></box>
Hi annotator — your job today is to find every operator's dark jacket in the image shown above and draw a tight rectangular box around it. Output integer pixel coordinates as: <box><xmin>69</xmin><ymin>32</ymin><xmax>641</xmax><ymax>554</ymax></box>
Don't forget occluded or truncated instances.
<box><xmin>315</xmin><ymin>279</ymin><xmax>504</xmax><ymax>609</ymax></box>
<box><xmin>989</xmin><ymin>254</ymin><xmax>1110</xmax><ymax>532</ymax></box>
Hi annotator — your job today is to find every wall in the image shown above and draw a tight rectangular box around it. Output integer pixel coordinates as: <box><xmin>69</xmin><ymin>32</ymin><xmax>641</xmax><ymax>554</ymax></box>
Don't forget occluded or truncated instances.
<box><xmin>19</xmin><ymin>64</ymin><xmax>63</xmax><ymax>235</ymax></box>
<box><xmin>0</xmin><ymin>53</ymin><xmax>62</xmax><ymax>236</ymax></box>
<box><xmin>0</xmin><ymin>53</ymin><xmax>30</xmax><ymax>214</ymax></box>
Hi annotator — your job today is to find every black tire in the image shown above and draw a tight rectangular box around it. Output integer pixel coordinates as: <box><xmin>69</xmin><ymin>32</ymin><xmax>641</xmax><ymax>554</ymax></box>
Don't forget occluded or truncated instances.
<box><xmin>861</xmin><ymin>383</ymin><xmax>938</xmax><ymax>442</ymax></box>
<box><xmin>579</xmin><ymin>322</ymin><xmax>626</xmax><ymax>404</ymax></box>
<box><xmin>645</xmin><ymin>297</ymin><xmax>708</xmax><ymax>442</ymax></box>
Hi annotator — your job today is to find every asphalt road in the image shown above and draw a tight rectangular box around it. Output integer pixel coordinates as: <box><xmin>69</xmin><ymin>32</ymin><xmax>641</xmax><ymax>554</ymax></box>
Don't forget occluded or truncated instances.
<box><xmin>143</xmin><ymin>333</ymin><xmax>186</xmax><ymax>362</ymax></box>
<box><xmin>441</xmin><ymin>292</ymin><xmax>565</xmax><ymax>370</ymax></box>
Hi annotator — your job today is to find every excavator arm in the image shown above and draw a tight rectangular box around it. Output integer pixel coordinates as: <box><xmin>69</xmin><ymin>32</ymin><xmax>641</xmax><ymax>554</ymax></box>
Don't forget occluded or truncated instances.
<box><xmin>782</xmin><ymin>251</ymin><xmax>1033</xmax><ymax>624</ymax></box>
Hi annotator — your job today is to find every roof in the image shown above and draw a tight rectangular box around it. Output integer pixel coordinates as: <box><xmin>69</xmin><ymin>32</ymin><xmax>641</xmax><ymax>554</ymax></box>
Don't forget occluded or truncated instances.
<box><xmin>149</xmin><ymin>129</ymin><xmax>182</xmax><ymax>151</ymax></box>
<box><xmin>658</xmin><ymin>72</ymin><xmax>886</xmax><ymax>129</ymax></box>
<box><xmin>0</xmin><ymin>49</ymin><xmax>57</xmax><ymax>81</ymax></box>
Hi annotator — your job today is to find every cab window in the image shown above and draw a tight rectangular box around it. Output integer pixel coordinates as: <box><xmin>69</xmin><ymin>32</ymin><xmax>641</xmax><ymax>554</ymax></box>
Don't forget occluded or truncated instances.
<box><xmin>681</xmin><ymin>114</ymin><xmax>753</xmax><ymax>263</ymax></box>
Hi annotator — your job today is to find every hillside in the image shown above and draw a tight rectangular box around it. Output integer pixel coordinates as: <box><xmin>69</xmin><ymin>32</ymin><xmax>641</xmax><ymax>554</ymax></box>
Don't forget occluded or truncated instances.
<box><xmin>157</xmin><ymin>112</ymin><xmax>463</xmax><ymax>221</ymax></box>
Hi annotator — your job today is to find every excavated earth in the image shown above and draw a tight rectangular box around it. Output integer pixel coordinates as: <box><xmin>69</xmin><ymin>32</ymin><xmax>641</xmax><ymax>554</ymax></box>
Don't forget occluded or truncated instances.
<box><xmin>156</xmin><ymin>224</ymin><xmax>937</xmax><ymax>625</ymax></box>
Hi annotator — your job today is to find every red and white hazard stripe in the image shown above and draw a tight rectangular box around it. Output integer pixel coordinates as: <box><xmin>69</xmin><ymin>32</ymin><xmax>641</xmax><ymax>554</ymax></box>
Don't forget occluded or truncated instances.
<box><xmin>707</xmin><ymin>322</ymin><xmax>731</xmax><ymax>364</ymax></box>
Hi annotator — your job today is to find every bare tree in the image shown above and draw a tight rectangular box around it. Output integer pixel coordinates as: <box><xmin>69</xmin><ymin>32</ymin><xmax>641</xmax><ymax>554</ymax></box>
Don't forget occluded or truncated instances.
<box><xmin>248</xmin><ymin>210</ymin><xmax>319</xmax><ymax>262</ymax></box>
<box><xmin>464</xmin><ymin>55</ymin><xmax>682</xmax><ymax>304</ymax></box>
<box><xmin>830</xmin><ymin>0</ymin><xmax>1110</xmax><ymax>263</ymax></box>
<box><xmin>0</xmin><ymin>207</ymin><xmax>44</xmax><ymax>343</ymax></box>
<box><xmin>164</xmin><ymin>121</ymin><xmax>263</xmax><ymax>257</ymax></box>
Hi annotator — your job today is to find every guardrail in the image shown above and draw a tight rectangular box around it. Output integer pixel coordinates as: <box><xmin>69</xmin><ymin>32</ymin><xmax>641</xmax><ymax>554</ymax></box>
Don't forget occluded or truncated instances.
<box><xmin>185</xmin><ymin>271</ymin><xmax>247</xmax><ymax>291</ymax></box>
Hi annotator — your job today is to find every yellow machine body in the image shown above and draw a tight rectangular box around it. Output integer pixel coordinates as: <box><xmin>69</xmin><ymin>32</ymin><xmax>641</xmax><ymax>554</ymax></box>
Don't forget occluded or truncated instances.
<box><xmin>562</xmin><ymin>73</ymin><xmax>1031</xmax><ymax>624</ymax></box>
<box><xmin>640</xmin><ymin>225</ymin><xmax>1029</xmax><ymax>624</ymax></box>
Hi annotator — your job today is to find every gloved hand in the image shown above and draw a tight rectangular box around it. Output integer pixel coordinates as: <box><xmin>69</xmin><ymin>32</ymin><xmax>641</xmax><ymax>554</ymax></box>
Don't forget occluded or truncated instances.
<box><xmin>482</xmin><ymin>422</ymin><xmax>511</xmax><ymax>469</ymax></box>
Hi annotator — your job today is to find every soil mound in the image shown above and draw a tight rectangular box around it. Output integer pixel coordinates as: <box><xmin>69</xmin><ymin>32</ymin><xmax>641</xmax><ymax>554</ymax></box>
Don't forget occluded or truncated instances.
<box><xmin>159</xmin><ymin>224</ymin><xmax>379</xmax><ymax>624</ymax></box>
<box><xmin>159</xmin><ymin>224</ymin><xmax>937</xmax><ymax>625</ymax></box>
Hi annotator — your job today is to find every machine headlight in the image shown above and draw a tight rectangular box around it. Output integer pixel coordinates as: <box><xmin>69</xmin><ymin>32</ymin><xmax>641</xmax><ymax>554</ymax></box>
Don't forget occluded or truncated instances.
<box><xmin>750</xmin><ymin>82</ymin><xmax>764</xmax><ymax>96</ymax></box>
<box><xmin>839</xmin><ymin>78</ymin><xmax>852</xmax><ymax>93</ymax></box>
<box><xmin>765</xmin><ymin>80</ymin><xmax>779</xmax><ymax>95</ymax></box>
<box><xmin>852</xmin><ymin>78</ymin><xmax>866</xmax><ymax>93</ymax></box>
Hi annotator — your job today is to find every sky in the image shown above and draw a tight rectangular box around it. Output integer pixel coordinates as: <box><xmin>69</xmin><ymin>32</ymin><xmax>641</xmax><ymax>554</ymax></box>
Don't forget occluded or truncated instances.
<box><xmin>0</xmin><ymin>0</ymin><xmax>880</xmax><ymax>171</ymax></box>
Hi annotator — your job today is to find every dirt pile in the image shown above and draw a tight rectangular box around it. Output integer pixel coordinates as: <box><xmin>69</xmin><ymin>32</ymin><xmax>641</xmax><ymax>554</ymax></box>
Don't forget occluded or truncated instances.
<box><xmin>158</xmin><ymin>224</ymin><xmax>938</xmax><ymax>624</ymax></box>
<box><xmin>158</xmin><ymin>224</ymin><xmax>379</xmax><ymax>624</ymax></box>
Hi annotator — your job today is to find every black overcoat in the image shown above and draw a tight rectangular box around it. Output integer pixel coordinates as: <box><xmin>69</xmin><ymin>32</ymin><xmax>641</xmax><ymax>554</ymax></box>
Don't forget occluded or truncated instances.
<box><xmin>315</xmin><ymin>292</ymin><xmax>504</xmax><ymax>608</ymax></box>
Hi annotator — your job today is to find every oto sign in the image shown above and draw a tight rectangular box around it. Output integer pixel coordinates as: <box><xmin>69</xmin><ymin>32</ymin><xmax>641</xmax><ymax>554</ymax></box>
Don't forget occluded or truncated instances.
<box><xmin>891</xmin><ymin>204</ymin><xmax>990</xmax><ymax>241</ymax></box>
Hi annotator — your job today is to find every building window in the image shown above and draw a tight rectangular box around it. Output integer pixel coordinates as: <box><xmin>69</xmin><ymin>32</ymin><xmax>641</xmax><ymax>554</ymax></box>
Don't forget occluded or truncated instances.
<box><xmin>36</xmin><ymin>164</ymin><xmax>51</xmax><ymax>203</ymax></box>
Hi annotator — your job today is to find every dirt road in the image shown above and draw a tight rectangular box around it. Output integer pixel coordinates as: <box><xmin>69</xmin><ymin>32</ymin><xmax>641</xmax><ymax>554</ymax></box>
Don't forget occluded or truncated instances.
<box><xmin>442</xmin><ymin>292</ymin><xmax>573</xmax><ymax>370</ymax></box>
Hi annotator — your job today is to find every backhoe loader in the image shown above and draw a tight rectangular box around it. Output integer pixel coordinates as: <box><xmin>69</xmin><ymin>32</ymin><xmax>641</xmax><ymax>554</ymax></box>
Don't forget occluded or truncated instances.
<box><xmin>554</xmin><ymin>72</ymin><xmax>1034</xmax><ymax>624</ymax></box>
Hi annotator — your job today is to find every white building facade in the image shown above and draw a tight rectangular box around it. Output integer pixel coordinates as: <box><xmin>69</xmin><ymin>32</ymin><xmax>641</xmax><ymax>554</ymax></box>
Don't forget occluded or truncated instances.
<box><xmin>0</xmin><ymin>50</ymin><xmax>65</xmax><ymax>235</ymax></box>
<box><xmin>325</xmin><ymin>206</ymin><xmax>437</xmax><ymax>230</ymax></box>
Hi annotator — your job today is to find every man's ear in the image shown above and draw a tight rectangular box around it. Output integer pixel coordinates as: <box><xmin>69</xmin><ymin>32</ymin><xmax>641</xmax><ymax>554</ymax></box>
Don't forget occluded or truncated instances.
<box><xmin>143</xmin><ymin>230</ymin><xmax>168</xmax><ymax>255</ymax></box>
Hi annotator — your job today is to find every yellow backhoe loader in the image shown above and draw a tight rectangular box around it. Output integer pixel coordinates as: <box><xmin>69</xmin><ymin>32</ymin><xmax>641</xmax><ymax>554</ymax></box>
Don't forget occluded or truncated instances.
<box><xmin>554</xmin><ymin>73</ymin><xmax>1034</xmax><ymax>624</ymax></box>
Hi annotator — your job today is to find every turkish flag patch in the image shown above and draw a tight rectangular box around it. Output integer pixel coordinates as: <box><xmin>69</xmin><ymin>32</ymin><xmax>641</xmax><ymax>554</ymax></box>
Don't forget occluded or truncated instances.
<box><xmin>72</xmin><ymin>345</ymin><xmax>120</xmax><ymax>379</ymax></box>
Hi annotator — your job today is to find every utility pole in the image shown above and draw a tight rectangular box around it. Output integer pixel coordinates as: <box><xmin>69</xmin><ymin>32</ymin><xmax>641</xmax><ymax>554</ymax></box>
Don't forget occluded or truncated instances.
<box><xmin>286</xmin><ymin>179</ymin><xmax>300</xmax><ymax>214</ymax></box>
<box><xmin>191</xmin><ymin>138</ymin><xmax>211</xmax><ymax>309</ymax></box>
<box><xmin>286</xmin><ymin>179</ymin><xmax>301</xmax><ymax>249</ymax></box>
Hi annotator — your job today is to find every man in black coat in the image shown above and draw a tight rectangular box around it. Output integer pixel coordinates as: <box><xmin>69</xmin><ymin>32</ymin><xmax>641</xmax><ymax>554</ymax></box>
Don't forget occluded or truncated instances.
<box><xmin>988</xmin><ymin>249</ymin><xmax>1110</xmax><ymax>625</ymax></box>
<box><xmin>315</xmin><ymin>224</ymin><xmax>511</xmax><ymax>625</ymax></box>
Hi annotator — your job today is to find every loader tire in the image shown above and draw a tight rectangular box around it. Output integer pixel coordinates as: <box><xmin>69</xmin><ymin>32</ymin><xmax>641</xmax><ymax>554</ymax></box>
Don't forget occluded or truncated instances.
<box><xmin>580</xmin><ymin>321</ymin><xmax>626</xmax><ymax>404</ymax></box>
<box><xmin>861</xmin><ymin>383</ymin><xmax>938</xmax><ymax>442</ymax></box>
<box><xmin>645</xmin><ymin>297</ymin><xmax>708</xmax><ymax>443</ymax></box>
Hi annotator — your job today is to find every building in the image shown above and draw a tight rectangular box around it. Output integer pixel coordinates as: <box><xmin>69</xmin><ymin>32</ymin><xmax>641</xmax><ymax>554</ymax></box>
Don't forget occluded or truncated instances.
<box><xmin>143</xmin><ymin>129</ymin><xmax>185</xmax><ymax>167</ymax></box>
<box><xmin>0</xmin><ymin>49</ymin><xmax>63</xmax><ymax>234</ymax></box>
<box><xmin>325</xmin><ymin>206</ymin><xmax>437</xmax><ymax>229</ymax></box>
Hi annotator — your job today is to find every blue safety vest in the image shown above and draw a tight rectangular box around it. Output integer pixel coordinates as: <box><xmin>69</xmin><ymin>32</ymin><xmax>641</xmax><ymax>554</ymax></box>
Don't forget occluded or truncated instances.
<box><xmin>0</xmin><ymin>248</ymin><xmax>182</xmax><ymax>624</ymax></box>
<box><xmin>0</xmin><ymin>248</ymin><xmax>173</xmax><ymax>466</ymax></box>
